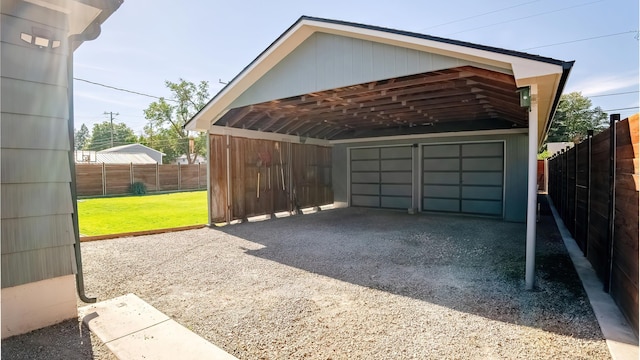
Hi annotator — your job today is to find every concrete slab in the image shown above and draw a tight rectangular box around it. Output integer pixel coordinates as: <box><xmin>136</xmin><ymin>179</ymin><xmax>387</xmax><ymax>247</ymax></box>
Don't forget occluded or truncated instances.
<box><xmin>79</xmin><ymin>293</ymin><xmax>237</xmax><ymax>360</ymax></box>
<box><xmin>547</xmin><ymin>196</ymin><xmax>638</xmax><ymax>360</ymax></box>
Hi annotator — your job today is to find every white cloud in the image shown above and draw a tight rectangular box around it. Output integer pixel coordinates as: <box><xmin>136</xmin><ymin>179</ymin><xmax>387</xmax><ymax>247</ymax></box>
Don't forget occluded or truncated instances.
<box><xmin>566</xmin><ymin>72</ymin><xmax>639</xmax><ymax>96</ymax></box>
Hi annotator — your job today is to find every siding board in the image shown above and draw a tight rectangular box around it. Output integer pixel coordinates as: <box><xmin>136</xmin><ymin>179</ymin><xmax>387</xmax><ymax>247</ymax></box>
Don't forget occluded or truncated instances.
<box><xmin>1</xmin><ymin>113</ymin><xmax>69</xmax><ymax>150</ymax></box>
<box><xmin>1</xmin><ymin>215</ymin><xmax>74</xmax><ymax>253</ymax></box>
<box><xmin>1</xmin><ymin>149</ymin><xmax>70</xmax><ymax>183</ymax></box>
<box><xmin>1</xmin><ymin>246</ymin><xmax>76</xmax><ymax>288</ymax></box>
<box><xmin>1</xmin><ymin>183</ymin><xmax>73</xmax><ymax>219</ymax></box>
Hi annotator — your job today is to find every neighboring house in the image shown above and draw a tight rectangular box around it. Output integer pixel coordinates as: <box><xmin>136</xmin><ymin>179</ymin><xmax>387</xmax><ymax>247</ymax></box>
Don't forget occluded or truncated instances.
<box><xmin>547</xmin><ymin>142</ymin><xmax>574</xmax><ymax>156</ymax></box>
<box><xmin>1</xmin><ymin>0</ymin><xmax>121</xmax><ymax>338</ymax></box>
<box><xmin>99</xmin><ymin>143</ymin><xmax>164</xmax><ymax>164</ymax></box>
<box><xmin>74</xmin><ymin>150</ymin><xmax>157</xmax><ymax>164</ymax></box>
<box><xmin>175</xmin><ymin>154</ymin><xmax>206</xmax><ymax>164</ymax></box>
<box><xmin>186</xmin><ymin>16</ymin><xmax>573</xmax><ymax>290</ymax></box>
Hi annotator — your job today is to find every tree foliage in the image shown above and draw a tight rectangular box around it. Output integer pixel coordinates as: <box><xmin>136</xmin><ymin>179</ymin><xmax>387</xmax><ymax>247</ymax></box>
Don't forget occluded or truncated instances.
<box><xmin>547</xmin><ymin>92</ymin><xmax>607</xmax><ymax>143</ymax></box>
<box><xmin>86</xmin><ymin>121</ymin><xmax>137</xmax><ymax>151</ymax></box>
<box><xmin>74</xmin><ymin>123</ymin><xmax>90</xmax><ymax>150</ymax></box>
<box><xmin>143</xmin><ymin>79</ymin><xmax>209</xmax><ymax>164</ymax></box>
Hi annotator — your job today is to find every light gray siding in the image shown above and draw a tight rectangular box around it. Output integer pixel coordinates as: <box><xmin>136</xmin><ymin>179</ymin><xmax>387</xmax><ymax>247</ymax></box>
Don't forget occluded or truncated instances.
<box><xmin>1</xmin><ymin>5</ymin><xmax>77</xmax><ymax>288</ymax></box>
<box><xmin>231</xmin><ymin>32</ymin><xmax>512</xmax><ymax>108</ymax></box>
<box><xmin>333</xmin><ymin>132</ymin><xmax>529</xmax><ymax>222</ymax></box>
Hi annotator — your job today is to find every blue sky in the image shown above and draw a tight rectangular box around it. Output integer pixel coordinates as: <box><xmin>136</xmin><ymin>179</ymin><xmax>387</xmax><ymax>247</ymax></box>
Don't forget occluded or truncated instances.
<box><xmin>73</xmin><ymin>0</ymin><xmax>639</xmax><ymax>135</ymax></box>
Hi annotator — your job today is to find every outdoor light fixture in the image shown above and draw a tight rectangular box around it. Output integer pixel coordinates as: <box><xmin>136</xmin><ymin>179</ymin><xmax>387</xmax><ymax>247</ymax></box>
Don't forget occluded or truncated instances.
<box><xmin>517</xmin><ymin>87</ymin><xmax>531</xmax><ymax>108</ymax></box>
<box><xmin>20</xmin><ymin>27</ymin><xmax>61</xmax><ymax>49</ymax></box>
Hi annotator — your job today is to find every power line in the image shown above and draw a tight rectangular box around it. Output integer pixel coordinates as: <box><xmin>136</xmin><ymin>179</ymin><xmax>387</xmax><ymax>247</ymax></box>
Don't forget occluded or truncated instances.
<box><xmin>589</xmin><ymin>90</ymin><xmax>640</xmax><ymax>98</ymax></box>
<box><xmin>418</xmin><ymin>0</ymin><xmax>540</xmax><ymax>31</ymax></box>
<box><xmin>446</xmin><ymin>0</ymin><xmax>603</xmax><ymax>36</ymax></box>
<box><xmin>603</xmin><ymin>106</ymin><xmax>639</xmax><ymax>112</ymax></box>
<box><xmin>521</xmin><ymin>30</ymin><xmax>638</xmax><ymax>50</ymax></box>
<box><xmin>74</xmin><ymin>77</ymin><xmax>177</xmax><ymax>102</ymax></box>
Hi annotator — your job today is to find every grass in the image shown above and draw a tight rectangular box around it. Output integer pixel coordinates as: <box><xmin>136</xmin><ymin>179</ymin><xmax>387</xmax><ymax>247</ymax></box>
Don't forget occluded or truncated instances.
<box><xmin>78</xmin><ymin>190</ymin><xmax>207</xmax><ymax>236</ymax></box>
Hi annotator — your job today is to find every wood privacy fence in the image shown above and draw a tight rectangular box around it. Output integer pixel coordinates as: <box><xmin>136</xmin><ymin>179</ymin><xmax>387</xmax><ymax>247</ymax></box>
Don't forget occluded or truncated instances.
<box><xmin>209</xmin><ymin>135</ymin><xmax>333</xmax><ymax>224</ymax></box>
<box><xmin>548</xmin><ymin>114</ymin><xmax>638</xmax><ymax>333</ymax></box>
<box><xmin>76</xmin><ymin>163</ymin><xmax>207</xmax><ymax>196</ymax></box>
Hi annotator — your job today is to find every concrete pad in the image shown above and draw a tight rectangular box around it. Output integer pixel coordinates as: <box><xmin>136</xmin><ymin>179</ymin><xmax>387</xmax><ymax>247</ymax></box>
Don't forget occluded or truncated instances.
<box><xmin>547</xmin><ymin>196</ymin><xmax>638</xmax><ymax>360</ymax></box>
<box><xmin>79</xmin><ymin>293</ymin><xmax>237</xmax><ymax>360</ymax></box>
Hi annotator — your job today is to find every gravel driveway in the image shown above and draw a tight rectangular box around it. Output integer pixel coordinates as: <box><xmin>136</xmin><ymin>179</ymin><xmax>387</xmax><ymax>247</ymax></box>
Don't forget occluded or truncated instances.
<box><xmin>3</xmin><ymin>200</ymin><xmax>610</xmax><ymax>359</ymax></box>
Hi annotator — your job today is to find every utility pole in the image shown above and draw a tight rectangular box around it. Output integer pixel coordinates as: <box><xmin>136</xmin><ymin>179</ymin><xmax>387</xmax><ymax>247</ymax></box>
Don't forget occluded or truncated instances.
<box><xmin>104</xmin><ymin>111</ymin><xmax>119</xmax><ymax>148</ymax></box>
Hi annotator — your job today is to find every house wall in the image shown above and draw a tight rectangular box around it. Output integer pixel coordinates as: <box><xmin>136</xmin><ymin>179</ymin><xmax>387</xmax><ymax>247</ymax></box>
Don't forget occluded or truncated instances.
<box><xmin>332</xmin><ymin>131</ymin><xmax>529</xmax><ymax>222</ymax></box>
<box><xmin>100</xmin><ymin>144</ymin><xmax>163</xmax><ymax>163</ymax></box>
<box><xmin>1</xmin><ymin>2</ymin><xmax>77</xmax><ymax>337</ymax></box>
<box><xmin>231</xmin><ymin>32</ymin><xmax>511</xmax><ymax>109</ymax></box>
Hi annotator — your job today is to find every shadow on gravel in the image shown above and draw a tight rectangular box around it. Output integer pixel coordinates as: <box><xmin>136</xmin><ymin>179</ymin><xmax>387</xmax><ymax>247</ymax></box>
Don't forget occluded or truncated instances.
<box><xmin>1</xmin><ymin>319</ymin><xmax>99</xmax><ymax>360</ymax></box>
<box><xmin>219</xmin><ymin>195</ymin><xmax>604</xmax><ymax>341</ymax></box>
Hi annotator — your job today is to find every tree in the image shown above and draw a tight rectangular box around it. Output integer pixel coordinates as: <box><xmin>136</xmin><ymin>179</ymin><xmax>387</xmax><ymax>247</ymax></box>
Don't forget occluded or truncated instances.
<box><xmin>143</xmin><ymin>79</ymin><xmax>209</xmax><ymax>164</ymax></box>
<box><xmin>74</xmin><ymin>123</ymin><xmax>90</xmax><ymax>150</ymax></box>
<box><xmin>86</xmin><ymin>121</ymin><xmax>137</xmax><ymax>151</ymax></box>
<box><xmin>546</xmin><ymin>92</ymin><xmax>608</xmax><ymax>143</ymax></box>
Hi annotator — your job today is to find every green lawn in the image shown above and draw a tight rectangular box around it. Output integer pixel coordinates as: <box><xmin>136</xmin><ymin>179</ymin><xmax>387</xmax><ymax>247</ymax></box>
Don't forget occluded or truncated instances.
<box><xmin>78</xmin><ymin>191</ymin><xmax>207</xmax><ymax>236</ymax></box>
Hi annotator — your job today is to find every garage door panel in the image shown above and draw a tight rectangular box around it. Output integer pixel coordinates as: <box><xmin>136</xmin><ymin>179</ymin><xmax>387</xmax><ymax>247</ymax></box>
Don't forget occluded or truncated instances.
<box><xmin>381</xmin><ymin>196</ymin><xmax>411</xmax><ymax>209</ymax></box>
<box><xmin>351</xmin><ymin>160</ymin><xmax>379</xmax><ymax>171</ymax></box>
<box><xmin>423</xmin><ymin>158</ymin><xmax>459</xmax><ymax>171</ymax></box>
<box><xmin>381</xmin><ymin>159</ymin><xmax>411</xmax><ymax>171</ymax></box>
<box><xmin>350</xmin><ymin>146</ymin><xmax>412</xmax><ymax>209</ymax></box>
<box><xmin>352</xmin><ymin>172</ymin><xmax>380</xmax><ymax>183</ymax></box>
<box><xmin>423</xmin><ymin>198</ymin><xmax>460</xmax><ymax>212</ymax></box>
<box><xmin>461</xmin><ymin>143</ymin><xmax>503</xmax><ymax>157</ymax></box>
<box><xmin>381</xmin><ymin>172</ymin><xmax>411</xmax><ymax>184</ymax></box>
<box><xmin>351</xmin><ymin>195</ymin><xmax>379</xmax><ymax>207</ymax></box>
<box><xmin>352</xmin><ymin>183</ymin><xmax>380</xmax><ymax>195</ymax></box>
<box><xmin>381</xmin><ymin>147</ymin><xmax>412</xmax><ymax>158</ymax></box>
<box><xmin>462</xmin><ymin>172</ymin><xmax>502</xmax><ymax>186</ymax></box>
<box><xmin>381</xmin><ymin>184</ymin><xmax>411</xmax><ymax>196</ymax></box>
<box><xmin>424</xmin><ymin>184</ymin><xmax>459</xmax><ymax>198</ymax></box>
<box><xmin>462</xmin><ymin>200</ymin><xmax>502</xmax><ymax>215</ymax></box>
<box><xmin>462</xmin><ymin>186</ymin><xmax>502</xmax><ymax>200</ymax></box>
<box><xmin>423</xmin><ymin>172</ymin><xmax>459</xmax><ymax>185</ymax></box>
<box><xmin>462</xmin><ymin>158</ymin><xmax>502</xmax><ymax>171</ymax></box>
<box><xmin>424</xmin><ymin>144</ymin><xmax>460</xmax><ymax>158</ymax></box>
<box><xmin>351</xmin><ymin>148</ymin><xmax>379</xmax><ymax>160</ymax></box>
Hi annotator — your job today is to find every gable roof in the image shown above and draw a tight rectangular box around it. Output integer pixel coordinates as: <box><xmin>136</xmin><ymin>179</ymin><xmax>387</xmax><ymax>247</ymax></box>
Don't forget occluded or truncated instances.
<box><xmin>95</xmin><ymin>152</ymin><xmax>157</xmax><ymax>164</ymax></box>
<box><xmin>186</xmin><ymin>16</ymin><xmax>573</xmax><ymax>143</ymax></box>
<box><xmin>99</xmin><ymin>143</ymin><xmax>165</xmax><ymax>155</ymax></box>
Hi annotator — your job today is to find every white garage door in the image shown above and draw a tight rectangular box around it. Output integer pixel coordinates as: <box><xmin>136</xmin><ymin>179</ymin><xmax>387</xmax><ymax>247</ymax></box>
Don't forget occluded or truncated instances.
<box><xmin>350</xmin><ymin>146</ymin><xmax>413</xmax><ymax>209</ymax></box>
<box><xmin>422</xmin><ymin>142</ymin><xmax>504</xmax><ymax>217</ymax></box>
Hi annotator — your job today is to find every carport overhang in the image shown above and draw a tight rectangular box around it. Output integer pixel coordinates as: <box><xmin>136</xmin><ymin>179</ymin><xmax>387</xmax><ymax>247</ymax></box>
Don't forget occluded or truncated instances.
<box><xmin>186</xmin><ymin>16</ymin><xmax>574</xmax><ymax>290</ymax></box>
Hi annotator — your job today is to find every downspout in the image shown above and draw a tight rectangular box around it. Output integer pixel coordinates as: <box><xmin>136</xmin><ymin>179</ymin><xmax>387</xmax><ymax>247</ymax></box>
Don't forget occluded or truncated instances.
<box><xmin>67</xmin><ymin>21</ymin><xmax>103</xmax><ymax>303</ymax></box>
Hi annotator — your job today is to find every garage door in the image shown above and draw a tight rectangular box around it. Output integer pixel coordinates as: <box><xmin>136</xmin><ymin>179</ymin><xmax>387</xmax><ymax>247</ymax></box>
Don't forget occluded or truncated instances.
<box><xmin>422</xmin><ymin>142</ymin><xmax>503</xmax><ymax>216</ymax></box>
<box><xmin>350</xmin><ymin>146</ymin><xmax>412</xmax><ymax>209</ymax></box>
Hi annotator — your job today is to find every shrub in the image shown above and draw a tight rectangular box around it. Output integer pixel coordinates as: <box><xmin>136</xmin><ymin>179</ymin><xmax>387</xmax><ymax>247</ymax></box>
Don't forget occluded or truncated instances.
<box><xmin>130</xmin><ymin>182</ymin><xmax>147</xmax><ymax>195</ymax></box>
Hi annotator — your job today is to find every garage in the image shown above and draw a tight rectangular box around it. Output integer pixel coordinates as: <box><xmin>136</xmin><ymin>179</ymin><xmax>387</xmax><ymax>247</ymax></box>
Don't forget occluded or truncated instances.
<box><xmin>422</xmin><ymin>142</ymin><xmax>504</xmax><ymax>216</ymax></box>
<box><xmin>185</xmin><ymin>16</ymin><xmax>573</xmax><ymax>288</ymax></box>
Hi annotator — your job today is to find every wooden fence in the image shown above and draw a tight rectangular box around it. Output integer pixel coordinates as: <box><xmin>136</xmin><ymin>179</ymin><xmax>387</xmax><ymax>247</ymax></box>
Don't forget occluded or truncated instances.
<box><xmin>76</xmin><ymin>163</ymin><xmax>207</xmax><ymax>196</ymax></box>
<box><xmin>548</xmin><ymin>114</ymin><xmax>638</xmax><ymax>333</ymax></box>
<box><xmin>209</xmin><ymin>135</ymin><xmax>333</xmax><ymax>223</ymax></box>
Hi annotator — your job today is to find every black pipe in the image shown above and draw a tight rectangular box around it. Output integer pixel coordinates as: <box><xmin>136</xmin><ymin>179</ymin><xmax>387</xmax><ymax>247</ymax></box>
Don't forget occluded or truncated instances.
<box><xmin>67</xmin><ymin>23</ymin><xmax>104</xmax><ymax>304</ymax></box>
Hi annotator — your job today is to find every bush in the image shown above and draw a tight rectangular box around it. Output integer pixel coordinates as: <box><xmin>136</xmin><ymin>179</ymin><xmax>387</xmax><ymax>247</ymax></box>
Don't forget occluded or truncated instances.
<box><xmin>130</xmin><ymin>182</ymin><xmax>147</xmax><ymax>195</ymax></box>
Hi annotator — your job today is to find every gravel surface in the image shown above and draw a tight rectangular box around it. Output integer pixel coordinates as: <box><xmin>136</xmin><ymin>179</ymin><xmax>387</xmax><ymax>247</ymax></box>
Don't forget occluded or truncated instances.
<box><xmin>3</xmin><ymin>198</ymin><xmax>610</xmax><ymax>359</ymax></box>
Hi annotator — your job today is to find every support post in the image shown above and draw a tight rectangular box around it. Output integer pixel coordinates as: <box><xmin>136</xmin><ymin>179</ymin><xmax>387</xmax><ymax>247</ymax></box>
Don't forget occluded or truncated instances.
<box><xmin>585</xmin><ymin>130</ymin><xmax>593</xmax><ymax>257</ymax></box>
<box><xmin>525</xmin><ymin>84</ymin><xmax>538</xmax><ymax>290</ymax></box>
<box><xmin>605</xmin><ymin>114</ymin><xmax>619</xmax><ymax>292</ymax></box>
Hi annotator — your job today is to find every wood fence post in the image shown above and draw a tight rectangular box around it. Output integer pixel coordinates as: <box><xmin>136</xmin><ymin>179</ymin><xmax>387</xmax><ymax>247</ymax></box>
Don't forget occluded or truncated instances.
<box><xmin>156</xmin><ymin>163</ymin><xmax>159</xmax><ymax>192</ymax></box>
<box><xmin>102</xmin><ymin>162</ymin><xmax>106</xmax><ymax>195</ymax></box>
<box><xmin>586</xmin><ymin>129</ymin><xmax>593</xmax><ymax>257</ymax></box>
<box><xmin>574</xmin><ymin>147</ymin><xmax>578</xmax><ymax>237</ymax></box>
<box><xmin>198</xmin><ymin>163</ymin><xmax>201</xmax><ymax>189</ymax></box>
<box><xmin>130</xmin><ymin>163</ymin><xmax>134</xmax><ymax>186</ymax></box>
<box><xmin>605</xmin><ymin>114</ymin><xmax>619</xmax><ymax>292</ymax></box>
<box><xmin>178</xmin><ymin>163</ymin><xmax>181</xmax><ymax>190</ymax></box>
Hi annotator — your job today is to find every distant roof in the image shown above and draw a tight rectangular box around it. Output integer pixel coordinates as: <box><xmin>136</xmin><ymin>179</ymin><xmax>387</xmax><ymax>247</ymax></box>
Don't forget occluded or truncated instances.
<box><xmin>99</xmin><ymin>143</ymin><xmax>165</xmax><ymax>155</ymax></box>
<box><xmin>96</xmin><ymin>153</ymin><xmax>157</xmax><ymax>164</ymax></box>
